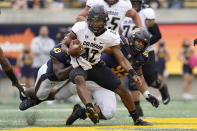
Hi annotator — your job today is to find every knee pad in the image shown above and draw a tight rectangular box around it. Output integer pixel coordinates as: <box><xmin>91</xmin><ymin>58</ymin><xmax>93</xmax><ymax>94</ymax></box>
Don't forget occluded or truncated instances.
<box><xmin>152</xmin><ymin>79</ymin><xmax>162</xmax><ymax>89</ymax></box>
<box><xmin>128</xmin><ymin>78</ymin><xmax>138</xmax><ymax>91</ymax></box>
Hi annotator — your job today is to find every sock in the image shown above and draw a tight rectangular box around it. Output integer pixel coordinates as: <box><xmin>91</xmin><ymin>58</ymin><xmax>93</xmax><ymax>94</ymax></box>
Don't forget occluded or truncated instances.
<box><xmin>129</xmin><ymin>110</ymin><xmax>139</xmax><ymax>122</ymax></box>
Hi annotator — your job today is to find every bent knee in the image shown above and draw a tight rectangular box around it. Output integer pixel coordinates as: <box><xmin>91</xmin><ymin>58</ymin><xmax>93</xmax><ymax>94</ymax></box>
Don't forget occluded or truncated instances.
<box><xmin>101</xmin><ymin>106</ymin><xmax>116</xmax><ymax>120</ymax></box>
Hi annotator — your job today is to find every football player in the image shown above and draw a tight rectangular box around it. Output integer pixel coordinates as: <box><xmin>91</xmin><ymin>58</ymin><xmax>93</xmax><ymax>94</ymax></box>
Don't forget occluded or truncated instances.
<box><xmin>61</xmin><ymin>5</ymin><xmax>152</xmax><ymax>125</ymax></box>
<box><xmin>19</xmin><ymin>42</ymin><xmax>117</xmax><ymax>124</ymax></box>
<box><xmin>65</xmin><ymin>28</ymin><xmax>159</xmax><ymax>126</ymax></box>
<box><xmin>76</xmin><ymin>0</ymin><xmax>142</xmax><ymax>32</ymax></box>
<box><xmin>120</xmin><ymin>0</ymin><xmax>170</xmax><ymax>116</ymax></box>
<box><xmin>0</xmin><ymin>47</ymin><xmax>24</xmax><ymax>99</ymax></box>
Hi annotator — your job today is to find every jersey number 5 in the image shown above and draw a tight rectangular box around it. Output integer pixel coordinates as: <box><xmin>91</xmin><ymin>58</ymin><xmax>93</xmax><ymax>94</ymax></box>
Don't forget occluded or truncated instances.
<box><xmin>109</xmin><ymin>17</ymin><xmax>120</xmax><ymax>30</ymax></box>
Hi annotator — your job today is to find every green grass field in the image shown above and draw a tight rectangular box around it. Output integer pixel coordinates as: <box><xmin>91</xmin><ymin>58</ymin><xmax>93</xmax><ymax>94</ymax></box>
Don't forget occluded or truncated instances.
<box><xmin>0</xmin><ymin>99</ymin><xmax>197</xmax><ymax>131</ymax></box>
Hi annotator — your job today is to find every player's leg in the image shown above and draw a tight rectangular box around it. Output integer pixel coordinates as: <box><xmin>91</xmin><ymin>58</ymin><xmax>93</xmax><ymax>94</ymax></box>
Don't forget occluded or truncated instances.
<box><xmin>92</xmin><ymin>88</ymin><xmax>116</xmax><ymax>120</ymax></box>
<box><xmin>66</xmin><ymin>81</ymin><xmax>116</xmax><ymax>125</ymax></box>
<box><xmin>19</xmin><ymin>64</ymin><xmax>59</xmax><ymax>110</ymax></box>
<box><xmin>69</xmin><ymin>67</ymin><xmax>99</xmax><ymax>124</ymax></box>
<box><xmin>88</xmin><ymin>65</ymin><xmax>151</xmax><ymax>125</ymax></box>
<box><xmin>143</xmin><ymin>51</ymin><xmax>170</xmax><ymax>104</ymax></box>
<box><xmin>128</xmin><ymin>77</ymin><xmax>143</xmax><ymax>116</ymax></box>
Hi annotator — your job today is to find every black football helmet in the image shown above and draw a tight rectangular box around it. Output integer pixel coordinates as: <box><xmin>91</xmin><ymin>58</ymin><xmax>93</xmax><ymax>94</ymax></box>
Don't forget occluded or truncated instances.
<box><xmin>128</xmin><ymin>28</ymin><xmax>150</xmax><ymax>54</ymax></box>
<box><xmin>130</xmin><ymin>0</ymin><xmax>143</xmax><ymax>12</ymax></box>
<box><xmin>87</xmin><ymin>5</ymin><xmax>109</xmax><ymax>36</ymax></box>
<box><xmin>104</xmin><ymin>0</ymin><xmax>119</xmax><ymax>6</ymax></box>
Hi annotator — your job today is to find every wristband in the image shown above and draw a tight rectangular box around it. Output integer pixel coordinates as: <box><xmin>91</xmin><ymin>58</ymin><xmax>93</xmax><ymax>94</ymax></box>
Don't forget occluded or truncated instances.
<box><xmin>143</xmin><ymin>90</ymin><xmax>150</xmax><ymax>98</ymax></box>
<box><xmin>128</xmin><ymin>69</ymin><xmax>137</xmax><ymax>77</ymax></box>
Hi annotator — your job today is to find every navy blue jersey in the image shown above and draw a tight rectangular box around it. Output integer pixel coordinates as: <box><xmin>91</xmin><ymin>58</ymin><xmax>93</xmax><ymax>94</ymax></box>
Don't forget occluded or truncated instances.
<box><xmin>46</xmin><ymin>44</ymin><xmax>71</xmax><ymax>81</ymax></box>
<box><xmin>101</xmin><ymin>35</ymin><xmax>149</xmax><ymax>77</ymax></box>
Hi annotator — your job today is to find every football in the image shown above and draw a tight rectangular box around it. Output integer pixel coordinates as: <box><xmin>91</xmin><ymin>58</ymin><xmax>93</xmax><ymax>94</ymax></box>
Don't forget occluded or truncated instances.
<box><xmin>68</xmin><ymin>39</ymin><xmax>83</xmax><ymax>58</ymax></box>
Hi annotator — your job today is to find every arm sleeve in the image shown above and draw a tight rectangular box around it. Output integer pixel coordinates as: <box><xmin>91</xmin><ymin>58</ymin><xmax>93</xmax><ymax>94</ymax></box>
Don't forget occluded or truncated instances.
<box><xmin>148</xmin><ymin>23</ymin><xmax>161</xmax><ymax>45</ymax></box>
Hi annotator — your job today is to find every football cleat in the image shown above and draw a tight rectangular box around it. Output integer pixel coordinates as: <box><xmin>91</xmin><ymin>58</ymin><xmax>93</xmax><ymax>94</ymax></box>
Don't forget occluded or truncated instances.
<box><xmin>86</xmin><ymin>107</ymin><xmax>99</xmax><ymax>124</ymax></box>
<box><xmin>159</xmin><ymin>84</ymin><xmax>170</xmax><ymax>105</ymax></box>
<box><xmin>19</xmin><ymin>98</ymin><xmax>41</xmax><ymax>111</ymax></box>
<box><xmin>19</xmin><ymin>88</ymin><xmax>27</xmax><ymax>101</ymax></box>
<box><xmin>134</xmin><ymin>119</ymin><xmax>152</xmax><ymax>126</ymax></box>
<box><xmin>66</xmin><ymin>104</ymin><xmax>86</xmax><ymax>125</ymax></box>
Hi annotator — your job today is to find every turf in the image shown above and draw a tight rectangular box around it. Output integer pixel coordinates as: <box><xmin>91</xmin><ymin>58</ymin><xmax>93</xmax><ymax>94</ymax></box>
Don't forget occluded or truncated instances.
<box><xmin>0</xmin><ymin>99</ymin><xmax>197</xmax><ymax>130</ymax></box>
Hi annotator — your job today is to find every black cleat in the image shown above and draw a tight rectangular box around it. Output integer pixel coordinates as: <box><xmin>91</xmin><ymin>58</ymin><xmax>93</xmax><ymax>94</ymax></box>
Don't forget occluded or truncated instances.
<box><xmin>134</xmin><ymin>119</ymin><xmax>152</xmax><ymax>126</ymax></box>
<box><xmin>86</xmin><ymin>107</ymin><xmax>99</xmax><ymax>124</ymax></box>
<box><xmin>135</xmin><ymin>105</ymin><xmax>144</xmax><ymax>117</ymax></box>
<box><xmin>66</xmin><ymin>104</ymin><xmax>86</xmax><ymax>125</ymax></box>
<box><xmin>159</xmin><ymin>84</ymin><xmax>170</xmax><ymax>105</ymax></box>
<box><xmin>19</xmin><ymin>91</ymin><xmax>27</xmax><ymax>101</ymax></box>
<box><xmin>19</xmin><ymin>98</ymin><xmax>41</xmax><ymax>111</ymax></box>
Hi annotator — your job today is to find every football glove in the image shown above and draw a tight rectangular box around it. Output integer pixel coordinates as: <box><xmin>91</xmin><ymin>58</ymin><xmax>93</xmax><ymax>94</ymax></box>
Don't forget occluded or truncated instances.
<box><xmin>146</xmin><ymin>94</ymin><xmax>159</xmax><ymax>108</ymax></box>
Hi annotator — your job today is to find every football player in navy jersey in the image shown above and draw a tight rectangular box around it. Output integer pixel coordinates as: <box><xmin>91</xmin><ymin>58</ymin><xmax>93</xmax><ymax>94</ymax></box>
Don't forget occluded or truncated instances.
<box><xmin>101</xmin><ymin>28</ymin><xmax>159</xmax><ymax>108</ymax></box>
<box><xmin>19</xmin><ymin>43</ymin><xmax>73</xmax><ymax>110</ymax></box>
<box><xmin>19</xmin><ymin>43</ymin><xmax>117</xmax><ymax>125</ymax></box>
<box><xmin>121</xmin><ymin>0</ymin><xmax>170</xmax><ymax>117</ymax></box>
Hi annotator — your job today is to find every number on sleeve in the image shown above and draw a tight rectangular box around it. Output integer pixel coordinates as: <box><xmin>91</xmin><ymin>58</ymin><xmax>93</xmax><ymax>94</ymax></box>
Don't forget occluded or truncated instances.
<box><xmin>54</xmin><ymin>48</ymin><xmax>61</xmax><ymax>53</ymax></box>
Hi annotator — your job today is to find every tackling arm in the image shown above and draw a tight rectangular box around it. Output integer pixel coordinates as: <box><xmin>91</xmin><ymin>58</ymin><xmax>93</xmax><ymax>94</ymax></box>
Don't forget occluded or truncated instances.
<box><xmin>0</xmin><ymin>48</ymin><xmax>22</xmax><ymax>90</ymax></box>
<box><xmin>76</xmin><ymin>6</ymin><xmax>90</xmax><ymax>22</ymax></box>
<box><xmin>61</xmin><ymin>31</ymin><xmax>77</xmax><ymax>54</ymax></box>
<box><xmin>135</xmin><ymin>67</ymin><xmax>159</xmax><ymax>108</ymax></box>
<box><xmin>51</xmin><ymin>56</ymin><xmax>73</xmax><ymax>81</ymax></box>
<box><xmin>125</xmin><ymin>9</ymin><xmax>142</xmax><ymax>28</ymax></box>
<box><xmin>111</xmin><ymin>45</ymin><xmax>142</xmax><ymax>86</ymax></box>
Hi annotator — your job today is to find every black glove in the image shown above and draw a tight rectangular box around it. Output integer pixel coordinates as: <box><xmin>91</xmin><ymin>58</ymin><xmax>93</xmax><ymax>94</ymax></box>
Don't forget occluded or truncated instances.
<box><xmin>128</xmin><ymin>69</ymin><xmax>137</xmax><ymax>80</ymax></box>
<box><xmin>194</xmin><ymin>38</ymin><xmax>197</xmax><ymax>46</ymax></box>
<box><xmin>146</xmin><ymin>94</ymin><xmax>159</xmax><ymax>108</ymax></box>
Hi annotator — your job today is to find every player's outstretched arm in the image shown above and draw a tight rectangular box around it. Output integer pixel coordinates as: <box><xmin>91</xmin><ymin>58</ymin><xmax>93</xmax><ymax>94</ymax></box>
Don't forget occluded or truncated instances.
<box><xmin>51</xmin><ymin>56</ymin><xmax>73</xmax><ymax>80</ymax></box>
<box><xmin>135</xmin><ymin>68</ymin><xmax>159</xmax><ymax>108</ymax></box>
<box><xmin>126</xmin><ymin>9</ymin><xmax>142</xmax><ymax>28</ymax></box>
<box><xmin>111</xmin><ymin>45</ymin><xmax>142</xmax><ymax>87</ymax></box>
<box><xmin>76</xmin><ymin>6</ymin><xmax>90</xmax><ymax>22</ymax></box>
<box><xmin>0</xmin><ymin>48</ymin><xmax>22</xmax><ymax>89</ymax></box>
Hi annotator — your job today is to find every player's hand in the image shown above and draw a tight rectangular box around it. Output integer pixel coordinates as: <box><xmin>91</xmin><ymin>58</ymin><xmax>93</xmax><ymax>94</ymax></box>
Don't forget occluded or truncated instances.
<box><xmin>132</xmin><ymin>75</ymin><xmax>142</xmax><ymax>87</ymax></box>
<box><xmin>194</xmin><ymin>38</ymin><xmax>197</xmax><ymax>46</ymax></box>
<box><xmin>128</xmin><ymin>69</ymin><xmax>142</xmax><ymax>87</ymax></box>
<box><xmin>69</xmin><ymin>40</ymin><xmax>84</xmax><ymax>57</ymax></box>
<box><xmin>146</xmin><ymin>94</ymin><xmax>159</xmax><ymax>108</ymax></box>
